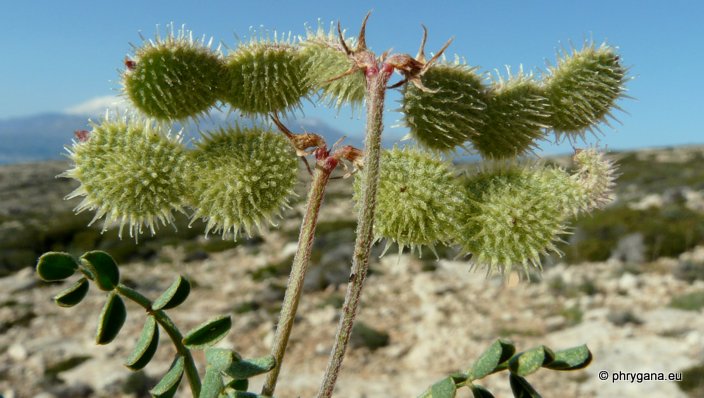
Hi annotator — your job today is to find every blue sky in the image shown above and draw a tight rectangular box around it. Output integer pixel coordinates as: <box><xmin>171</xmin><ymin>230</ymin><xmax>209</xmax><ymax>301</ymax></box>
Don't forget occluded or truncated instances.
<box><xmin>1</xmin><ymin>0</ymin><xmax>702</xmax><ymax>153</ymax></box>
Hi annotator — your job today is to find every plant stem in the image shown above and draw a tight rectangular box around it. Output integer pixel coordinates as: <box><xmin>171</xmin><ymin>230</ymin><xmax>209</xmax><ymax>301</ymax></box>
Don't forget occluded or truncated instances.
<box><xmin>317</xmin><ymin>66</ymin><xmax>392</xmax><ymax>398</ymax></box>
<box><xmin>262</xmin><ymin>162</ymin><xmax>334</xmax><ymax>396</ymax></box>
<box><xmin>116</xmin><ymin>284</ymin><xmax>201</xmax><ymax>397</ymax></box>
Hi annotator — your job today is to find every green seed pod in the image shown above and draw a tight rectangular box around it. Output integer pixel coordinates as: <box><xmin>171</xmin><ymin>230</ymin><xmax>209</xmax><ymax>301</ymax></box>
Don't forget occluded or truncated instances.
<box><xmin>534</xmin><ymin>166</ymin><xmax>586</xmax><ymax>218</ymax></box>
<box><xmin>224</xmin><ymin>36</ymin><xmax>308</xmax><ymax>115</ymax></box>
<box><xmin>470</xmin><ymin>73</ymin><xmax>550</xmax><ymax>158</ymax></box>
<box><xmin>354</xmin><ymin>147</ymin><xmax>463</xmax><ymax>256</ymax></box>
<box><xmin>571</xmin><ymin>148</ymin><xmax>617</xmax><ymax>212</ymax></box>
<box><xmin>401</xmin><ymin>62</ymin><xmax>487</xmax><ymax>152</ymax></box>
<box><xmin>63</xmin><ymin>115</ymin><xmax>188</xmax><ymax>239</ymax></box>
<box><xmin>544</xmin><ymin>43</ymin><xmax>626</xmax><ymax>140</ymax></box>
<box><xmin>455</xmin><ymin>165</ymin><xmax>572</xmax><ymax>273</ymax></box>
<box><xmin>300</xmin><ymin>23</ymin><xmax>366</xmax><ymax>110</ymax></box>
<box><xmin>188</xmin><ymin>126</ymin><xmax>298</xmax><ymax>238</ymax></box>
<box><xmin>122</xmin><ymin>26</ymin><xmax>226</xmax><ymax>121</ymax></box>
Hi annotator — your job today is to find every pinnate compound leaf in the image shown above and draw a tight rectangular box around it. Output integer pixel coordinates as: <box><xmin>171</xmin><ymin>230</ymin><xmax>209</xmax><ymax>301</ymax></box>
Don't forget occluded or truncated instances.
<box><xmin>95</xmin><ymin>292</ymin><xmax>126</xmax><ymax>345</ymax></box>
<box><xmin>469</xmin><ymin>339</ymin><xmax>516</xmax><ymax>380</ymax></box>
<box><xmin>37</xmin><ymin>252</ymin><xmax>78</xmax><ymax>281</ymax></box>
<box><xmin>81</xmin><ymin>251</ymin><xmax>120</xmax><ymax>291</ymax></box>
<box><xmin>543</xmin><ymin>345</ymin><xmax>592</xmax><ymax>371</ymax></box>
<box><xmin>54</xmin><ymin>277</ymin><xmax>89</xmax><ymax>307</ymax></box>
<box><xmin>183</xmin><ymin>315</ymin><xmax>232</xmax><ymax>349</ymax></box>
<box><xmin>224</xmin><ymin>355</ymin><xmax>276</xmax><ymax>380</ymax></box>
<box><xmin>509</xmin><ymin>346</ymin><xmax>555</xmax><ymax>377</ymax></box>
<box><xmin>150</xmin><ymin>356</ymin><xmax>184</xmax><ymax>398</ymax></box>
<box><xmin>124</xmin><ymin>315</ymin><xmax>159</xmax><ymax>370</ymax></box>
<box><xmin>470</xmin><ymin>384</ymin><xmax>496</xmax><ymax>398</ymax></box>
<box><xmin>509</xmin><ymin>374</ymin><xmax>542</xmax><ymax>398</ymax></box>
<box><xmin>418</xmin><ymin>376</ymin><xmax>457</xmax><ymax>398</ymax></box>
<box><xmin>152</xmin><ymin>275</ymin><xmax>191</xmax><ymax>310</ymax></box>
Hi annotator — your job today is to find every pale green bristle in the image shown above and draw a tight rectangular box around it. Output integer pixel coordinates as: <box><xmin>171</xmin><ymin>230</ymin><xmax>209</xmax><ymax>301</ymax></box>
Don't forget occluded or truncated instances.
<box><xmin>123</xmin><ymin>27</ymin><xmax>225</xmax><ymax>121</ymax></box>
<box><xmin>401</xmin><ymin>63</ymin><xmax>488</xmax><ymax>152</ymax></box>
<box><xmin>187</xmin><ymin>126</ymin><xmax>298</xmax><ymax>239</ymax></box>
<box><xmin>544</xmin><ymin>43</ymin><xmax>626</xmax><ymax>140</ymax></box>
<box><xmin>63</xmin><ymin>115</ymin><xmax>188</xmax><ymax>239</ymax></box>
<box><xmin>470</xmin><ymin>74</ymin><xmax>550</xmax><ymax>158</ymax></box>
<box><xmin>224</xmin><ymin>40</ymin><xmax>309</xmax><ymax>116</ymax></box>
<box><xmin>353</xmin><ymin>147</ymin><xmax>463</xmax><ymax>255</ymax></box>
<box><xmin>455</xmin><ymin>165</ymin><xmax>575</xmax><ymax>273</ymax></box>
<box><xmin>300</xmin><ymin>24</ymin><xmax>366</xmax><ymax>110</ymax></box>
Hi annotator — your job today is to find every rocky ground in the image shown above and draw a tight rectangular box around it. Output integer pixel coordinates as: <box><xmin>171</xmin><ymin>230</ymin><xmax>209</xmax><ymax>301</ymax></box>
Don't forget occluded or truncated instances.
<box><xmin>1</xmin><ymin>147</ymin><xmax>704</xmax><ymax>397</ymax></box>
<box><xmin>2</xmin><ymin>241</ymin><xmax>703</xmax><ymax>398</ymax></box>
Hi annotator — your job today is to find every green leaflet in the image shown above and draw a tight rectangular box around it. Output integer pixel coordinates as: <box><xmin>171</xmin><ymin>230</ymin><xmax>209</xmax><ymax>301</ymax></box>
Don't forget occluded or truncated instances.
<box><xmin>53</xmin><ymin>277</ymin><xmax>89</xmax><ymax>307</ymax></box>
<box><xmin>124</xmin><ymin>315</ymin><xmax>159</xmax><ymax>370</ymax></box>
<box><xmin>182</xmin><ymin>315</ymin><xmax>232</xmax><ymax>349</ymax></box>
<box><xmin>152</xmin><ymin>275</ymin><xmax>191</xmax><ymax>310</ymax></box>
<box><xmin>36</xmin><ymin>252</ymin><xmax>78</xmax><ymax>281</ymax></box>
<box><xmin>468</xmin><ymin>339</ymin><xmax>515</xmax><ymax>380</ymax></box>
<box><xmin>150</xmin><ymin>356</ymin><xmax>185</xmax><ymax>398</ymax></box>
<box><xmin>81</xmin><ymin>251</ymin><xmax>120</xmax><ymax>291</ymax></box>
<box><xmin>95</xmin><ymin>292</ymin><xmax>126</xmax><ymax>345</ymax></box>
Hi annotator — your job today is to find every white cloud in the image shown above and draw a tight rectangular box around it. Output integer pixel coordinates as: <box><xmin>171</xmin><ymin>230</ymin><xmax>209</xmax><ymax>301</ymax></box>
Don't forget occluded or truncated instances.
<box><xmin>64</xmin><ymin>95</ymin><xmax>129</xmax><ymax>116</ymax></box>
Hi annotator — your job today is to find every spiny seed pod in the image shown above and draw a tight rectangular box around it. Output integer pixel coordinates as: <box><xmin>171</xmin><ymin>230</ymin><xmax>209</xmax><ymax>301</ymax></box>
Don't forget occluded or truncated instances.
<box><xmin>534</xmin><ymin>166</ymin><xmax>586</xmax><ymax>218</ymax></box>
<box><xmin>224</xmin><ymin>35</ymin><xmax>308</xmax><ymax>115</ymax></box>
<box><xmin>544</xmin><ymin>43</ymin><xmax>626</xmax><ymax>140</ymax></box>
<box><xmin>571</xmin><ymin>148</ymin><xmax>618</xmax><ymax>212</ymax></box>
<box><xmin>122</xmin><ymin>26</ymin><xmax>226</xmax><ymax>121</ymax></box>
<box><xmin>62</xmin><ymin>115</ymin><xmax>188</xmax><ymax>239</ymax></box>
<box><xmin>470</xmin><ymin>73</ymin><xmax>550</xmax><ymax>158</ymax></box>
<box><xmin>401</xmin><ymin>62</ymin><xmax>487</xmax><ymax>152</ymax></box>
<box><xmin>188</xmin><ymin>126</ymin><xmax>298</xmax><ymax>238</ymax></box>
<box><xmin>300</xmin><ymin>23</ymin><xmax>366</xmax><ymax>110</ymax></box>
<box><xmin>354</xmin><ymin>147</ymin><xmax>463</xmax><ymax>256</ymax></box>
<box><xmin>455</xmin><ymin>165</ymin><xmax>573</xmax><ymax>273</ymax></box>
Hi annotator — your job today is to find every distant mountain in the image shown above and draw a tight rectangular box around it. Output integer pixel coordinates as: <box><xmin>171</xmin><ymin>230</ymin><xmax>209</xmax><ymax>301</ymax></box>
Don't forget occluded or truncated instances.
<box><xmin>0</xmin><ymin>111</ymin><xmax>358</xmax><ymax>164</ymax></box>
<box><xmin>0</xmin><ymin>113</ymin><xmax>90</xmax><ymax>164</ymax></box>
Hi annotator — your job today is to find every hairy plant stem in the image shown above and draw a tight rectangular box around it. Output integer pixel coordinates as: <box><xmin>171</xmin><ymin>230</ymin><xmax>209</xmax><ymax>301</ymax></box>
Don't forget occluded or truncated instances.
<box><xmin>317</xmin><ymin>65</ymin><xmax>392</xmax><ymax>398</ymax></box>
<box><xmin>115</xmin><ymin>284</ymin><xmax>201</xmax><ymax>397</ymax></box>
<box><xmin>262</xmin><ymin>161</ymin><xmax>335</xmax><ymax>396</ymax></box>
